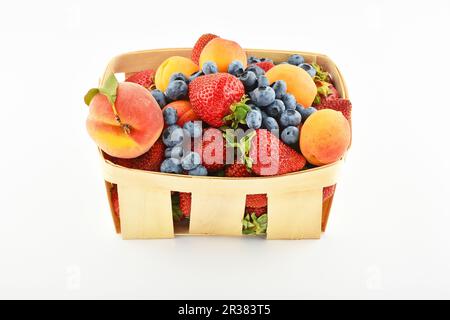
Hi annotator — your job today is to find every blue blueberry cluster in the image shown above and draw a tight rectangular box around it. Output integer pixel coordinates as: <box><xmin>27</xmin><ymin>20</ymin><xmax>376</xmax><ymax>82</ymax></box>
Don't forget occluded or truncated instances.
<box><xmin>287</xmin><ymin>54</ymin><xmax>316</xmax><ymax>78</ymax></box>
<box><xmin>227</xmin><ymin>54</ymin><xmax>318</xmax><ymax>146</ymax></box>
<box><xmin>150</xmin><ymin>72</ymin><xmax>192</xmax><ymax>108</ymax></box>
<box><xmin>160</xmin><ymin>108</ymin><xmax>208</xmax><ymax>176</ymax></box>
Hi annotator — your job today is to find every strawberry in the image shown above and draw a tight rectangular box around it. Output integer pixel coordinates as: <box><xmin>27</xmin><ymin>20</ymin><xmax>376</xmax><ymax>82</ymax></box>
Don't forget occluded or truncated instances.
<box><xmin>225</xmin><ymin>163</ymin><xmax>252</xmax><ymax>177</ymax></box>
<box><xmin>323</xmin><ymin>185</ymin><xmax>336</xmax><ymax>202</ymax></box>
<box><xmin>104</xmin><ymin>139</ymin><xmax>165</xmax><ymax>171</ymax></box>
<box><xmin>245</xmin><ymin>206</ymin><xmax>267</xmax><ymax>217</ymax></box>
<box><xmin>246</xmin><ymin>195</ymin><xmax>268</xmax><ymax>208</ymax></box>
<box><xmin>111</xmin><ymin>185</ymin><xmax>120</xmax><ymax>218</ymax></box>
<box><xmin>125</xmin><ymin>69</ymin><xmax>155</xmax><ymax>89</ymax></box>
<box><xmin>189</xmin><ymin>73</ymin><xmax>245</xmax><ymax>127</ymax></box>
<box><xmin>314</xmin><ymin>80</ymin><xmax>339</xmax><ymax>105</ymax></box>
<box><xmin>244</xmin><ymin>129</ymin><xmax>306</xmax><ymax>176</ymax></box>
<box><xmin>255</xmin><ymin>61</ymin><xmax>275</xmax><ymax>72</ymax></box>
<box><xmin>225</xmin><ymin>162</ymin><xmax>267</xmax><ymax>208</ymax></box>
<box><xmin>179</xmin><ymin>192</ymin><xmax>191</xmax><ymax>218</ymax></box>
<box><xmin>317</xmin><ymin>98</ymin><xmax>352</xmax><ymax>122</ymax></box>
<box><xmin>191</xmin><ymin>33</ymin><xmax>219</xmax><ymax>64</ymax></box>
<box><xmin>195</xmin><ymin>128</ymin><xmax>226</xmax><ymax>172</ymax></box>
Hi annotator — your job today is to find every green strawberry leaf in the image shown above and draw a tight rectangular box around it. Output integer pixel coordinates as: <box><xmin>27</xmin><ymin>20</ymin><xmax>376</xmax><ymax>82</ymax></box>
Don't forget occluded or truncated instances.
<box><xmin>99</xmin><ymin>74</ymin><xmax>119</xmax><ymax>105</ymax></box>
<box><xmin>312</xmin><ymin>63</ymin><xmax>331</xmax><ymax>82</ymax></box>
<box><xmin>242</xmin><ymin>213</ymin><xmax>268</xmax><ymax>235</ymax></box>
<box><xmin>223</xmin><ymin>95</ymin><xmax>251</xmax><ymax>129</ymax></box>
<box><xmin>84</xmin><ymin>88</ymin><xmax>99</xmax><ymax>106</ymax></box>
<box><xmin>171</xmin><ymin>194</ymin><xmax>184</xmax><ymax>222</ymax></box>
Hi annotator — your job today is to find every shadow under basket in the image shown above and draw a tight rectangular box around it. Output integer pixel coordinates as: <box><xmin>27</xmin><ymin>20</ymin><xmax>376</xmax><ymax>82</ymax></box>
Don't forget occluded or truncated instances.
<box><xmin>99</xmin><ymin>48</ymin><xmax>350</xmax><ymax>240</ymax></box>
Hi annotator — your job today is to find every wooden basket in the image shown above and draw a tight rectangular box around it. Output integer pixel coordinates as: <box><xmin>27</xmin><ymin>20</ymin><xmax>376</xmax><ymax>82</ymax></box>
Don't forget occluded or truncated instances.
<box><xmin>99</xmin><ymin>48</ymin><xmax>349</xmax><ymax>240</ymax></box>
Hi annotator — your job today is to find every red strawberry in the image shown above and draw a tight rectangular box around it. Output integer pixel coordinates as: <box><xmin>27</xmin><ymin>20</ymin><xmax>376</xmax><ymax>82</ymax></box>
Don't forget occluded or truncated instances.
<box><xmin>104</xmin><ymin>139</ymin><xmax>165</xmax><ymax>171</ymax></box>
<box><xmin>191</xmin><ymin>33</ymin><xmax>219</xmax><ymax>64</ymax></box>
<box><xmin>248</xmin><ymin>129</ymin><xmax>306</xmax><ymax>176</ymax></box>
<box><xmin>179</xmin><ymin>192</ymin><xmax>191</xmax><ymax>218</ymax></box>
<box><xmin>245</xmin><ymin>206</ymin><xmax>267</xmax><ymax>217</ymax></box>
<box><xmin>314</xmin><ymin>81</ymin><xmax>339</xmax><ymax>105</ymax></box>
<box><xmin>125</xmin><ymin>70</ymin><xmax>155</xmax><ymax>89</ymax></box>
<box><xmin>255</xmin><ymin>61</ymin><xmax>275</xmax><ymax>72</ymax></box>
<box><xmin>189</xmin><ymin>73</ymin><xmax>245</xmax><ymax>127</ymax></box>
<box><xmin>195</xmin><ymin>128</ymin><xmax>226</xmax><ymax>172</ymax></box>
<box><xmin>225</xmin><ymin>162</ymin><xmax>267</xmax><ymax>208</ymax></box>
<box><xmin>246</xmin><ymin>195</ymin><xmax>268</xmax><ymax>208</ymax></box>
<box><xmin>111</xmin><ymin>185</ymin><xmax>120</xmax><ymax>218</ymax></box>
<box><xmin>225</xmin><ymin>163</ymin><xmax>252</xmax><ymax>177</ymax></box>
<box><xmin>323</xmin><ymin>185</ymin><xmax>336</xmax><ymax>202</ymax></box>
<box><xmin>317</xmin><ymin>98</ymin><xmax>352</xmax><ymax>122</ymax></box>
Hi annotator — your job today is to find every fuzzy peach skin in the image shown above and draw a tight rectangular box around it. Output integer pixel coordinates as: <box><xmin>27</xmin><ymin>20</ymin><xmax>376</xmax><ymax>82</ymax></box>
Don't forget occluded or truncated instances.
<box><xmin>300</xmin><ymin>109</ymin><xmax>351</xmax><ymax>166</ymax></box>
<box><xmin>266</xmin><ymin>63</ymin><xmax>317</xmax><ymax>107</ymax></box>
<box><xmin>155</xmin><ymin>56</ymin><xmax>198</xmax><ymax>92</ymax></box>
<box><xmin>199</xmin><ymin>38</ymin><xmax>247</xmax><ymax>72</ymax></box>
<box><xmin>86</xmin><ymin>82</ymin><xmax>164</xmax><ymax>159</ymax></box>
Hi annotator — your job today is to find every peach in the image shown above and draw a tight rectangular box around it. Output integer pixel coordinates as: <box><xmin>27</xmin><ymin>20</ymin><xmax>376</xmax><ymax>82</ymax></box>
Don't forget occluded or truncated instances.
<box><xmin>155</xmin><ymin>56</ymin><xmax>198</xmax><ymax>92</ymax></box>
<box><xmin>86</xmin><ymin>82</ymin><xmax>163</xmax><ymax>159</ymax></box>
<box><xmin>199</xmin><ymin>38</ymin><xmax>247</xmax><ymax>72</ymax></box>
<box><xmin>266</xmin><ymin>63</ymin><xmax>317</xmax><ymax>107</ymax></box>
<box><xmin>300</xmin><ymin>109</ymin><xmax>351</xmax><ymax>166</ymax></box>
<box><xmin>162</xmin><ymin>100</ymin><xmax>200</xmax><ymax>127</ymax></box>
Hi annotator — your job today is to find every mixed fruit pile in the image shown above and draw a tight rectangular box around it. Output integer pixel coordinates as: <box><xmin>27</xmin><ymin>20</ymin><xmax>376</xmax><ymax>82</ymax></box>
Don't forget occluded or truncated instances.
<box><xmin>84</xmin><ymin>34</ymin><xmax>352</xmax><ymax>235</ymax></box>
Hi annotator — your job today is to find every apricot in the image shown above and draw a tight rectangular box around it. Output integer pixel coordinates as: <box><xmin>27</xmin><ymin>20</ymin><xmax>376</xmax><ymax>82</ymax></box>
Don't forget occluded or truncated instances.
<box><xmin>86</xmin><ymin>82</ymin><xmax>163</xmax><ymax>159</ymax></box>
<box><xmin>300</xmin><ymin>109</ymin><xmax>351</xmax><ymax>166</ymax></box>
<box><xmin>162</xmin><ymin>100</ymin><xmax>200</xmax><ymax>127</ymax></box>
<box><xmin>199</xmin><ymin>38</ymin><xmax>247</xmax><ymax>73</ymax></box>
<box><xmin>155</xmin><ymin>56</ymin><xmax>198</xmax><ymax>92</ymax></box>
<box><xmin>266</xmin><ymin>64</ymin><xmax>317</xmax><ymax>107</ymax></box>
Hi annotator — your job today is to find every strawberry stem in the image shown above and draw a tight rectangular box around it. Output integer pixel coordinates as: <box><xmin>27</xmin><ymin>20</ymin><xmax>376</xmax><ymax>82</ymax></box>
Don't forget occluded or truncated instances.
<box><xmin>223</xmin><ymin>95</ymin><xmax>251</xmax><ymax>129</ymax></box>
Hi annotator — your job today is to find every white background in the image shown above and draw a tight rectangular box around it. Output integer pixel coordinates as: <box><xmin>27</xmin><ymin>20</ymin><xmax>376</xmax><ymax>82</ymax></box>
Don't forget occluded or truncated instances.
<box><xmin>0</xmin><ymin>0</ymin><xmax>449</xmax><ymax>299</ymax></box>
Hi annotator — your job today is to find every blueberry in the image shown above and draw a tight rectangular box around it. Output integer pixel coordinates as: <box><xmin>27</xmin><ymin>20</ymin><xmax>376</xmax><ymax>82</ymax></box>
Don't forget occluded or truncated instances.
<box><xmin>189</xmin><ymin>71</ymin><xmax>204</xmax><ymax>82</ymax></box>
<box><xmin>246</xmin><ymin>65</ymin><xmax>265</xmax><ymax>77</ymax></box>
<box><xmin>287</xmin><ymin>54</ymin><xmax>305</xmax><ymax>66</ymax></box>
<box><xmin>160</xmin><ymin>158</ymin><xmax>182</xmax><ymax>174</ymax></box>
<box><xmin>151</xmin><ymin>89</ymin><xmax>167</xmax><ymax>108</ymax></box>
<box><xmin>263</xmin><ymin>117</ymin><xmax>279</xmax><ymax>131</ymax></box>
<box><xmin>265</xmin><ymin>99</ymin><xmax>285</xmax><ymax>118</ymax></box>
<box><xmin>252</xmin><ymin>86</ymin><xmax>276</xmax><ymax>107</ymax></box>
<box><xmin>188</xmin><ymin>165</ymin><xmax>208</xmax><ymax>176</ymax></box>
<box><xmin>165</xmin><ymin>145</ymin><xmax>184</xmax><ymax>159</ymax></box>
<box><xmin>250</xmin><ymin>104</ymin><xmax>261</xmax><ymax>113</ymax></box>
<box><xmin>183</xmin><ymin>121</ymin><xmax>202</xmax><ymax>139</ymax></box>
<box><xmin>181</xmin><ymin>152</ymin><xmax>201</xmax><ymax>171</ymax></box>
<box><xmin>239</xmin><ymin>71</ymin><xmax>258</xmax><ymax>92</ymax></box>
<box><xmin>228</xmin><ymin>60</ymin><xmax>244</xmax><ymax>76</ymax></box>
<box><xmin>281</xmin><ymin>93</ymin><xmax>296</xmax><ymax>110</ymax></box>
<box><xmin>260</xmin><ymin>110</ymin><xmax>268</xmax><ymax>120</ymax></box>
<box><xmin>281</xmin><ymin>126</ymin><xmax>300</xmax><ymax>145</ymax></box>
<box><xmin>246</xmin><ymin>110</ymin><xmax>262</xmax><ymax>129</ymax></box>
<box><xmin>279</xmin><ymin>109</ymin><xmax>302</xmax><ymax>127</ymax></box>
<box><xmin>162</xmin><ymin>125</ymin><xmax>184</xmax><ymax>147</ymax></box>
<box><xmin>165</xmin><ymin>80</ymin><xmax>188</xmax><ymax>100</ymax></box>
<box><xmin>257</xmin><ymin>75</ymin><xmax>269</xmax><ymax>87</ymax></box>
<box><xmin>170</xmin><ymin>72</ymin><xmax>189</xmax><ymax>83</ymax></box>
<box><xmin>296</xmin><ymin>105</ymin><xmax>317</xmax><ymax>122</ymax></box>
<box><xmin>202</xmin><ymin>61</ymin><xmax>218</xmax><ymax>74</ymax></box>
<box><xmin>247</xmin><ymin>56</ymin><xmax>260</xmax><ymax>64</ymax></box>
<box><xmin>163</xmin><ymin>107</ymin><xmax>178</xmax><ymax>126</ymax></box>
<box><xmin>299</xmin><ymin>63</ymin><xmax>316</xmax><ymax>78</ymax></box>
<box><xmin>271</xmin><ymin>80</ymin><xmax>287</xmax><ymax>99</ymax></box>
